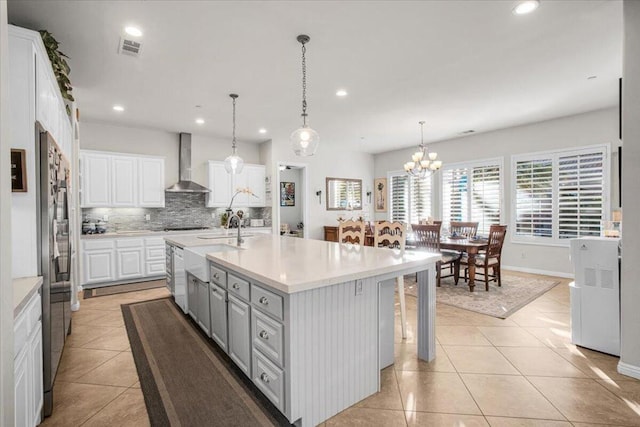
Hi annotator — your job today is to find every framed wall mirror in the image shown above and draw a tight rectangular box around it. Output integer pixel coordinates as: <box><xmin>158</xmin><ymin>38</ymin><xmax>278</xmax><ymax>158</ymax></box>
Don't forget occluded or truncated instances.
<box><xmin>326</xmin><ymin>177</ymin><xmax>363</xmax><ymax>211</ymax></box>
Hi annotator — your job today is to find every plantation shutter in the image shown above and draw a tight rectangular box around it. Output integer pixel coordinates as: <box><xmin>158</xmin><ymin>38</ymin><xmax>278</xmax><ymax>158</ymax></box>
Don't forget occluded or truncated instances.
<box><xmin>470</xmin><ymin>165</ymin><xmax>501</xmax><ymax>235</ymax></box>
<box><xmin>515</xmin><ymin>158</ymin><xmax>553</xmax><ymax>238</ymax></box>
<box><xmin>558</xmin><ymin>150</ymin><xmax>605</xmax><ymax>239</ymax></box>
<box><xmin>442</xmin><ymin>167</ymin><xmax>468</xmax><ymax>231</ymax></box>
<box><xmin>390</xmin><ymin>175</ymin><xmax>409</xmax><ymax>222</ymax></box>
<box><xmin>409</xmin><ymin>175</ymin><xmax>431</xmax><ymax>224</ymax></box>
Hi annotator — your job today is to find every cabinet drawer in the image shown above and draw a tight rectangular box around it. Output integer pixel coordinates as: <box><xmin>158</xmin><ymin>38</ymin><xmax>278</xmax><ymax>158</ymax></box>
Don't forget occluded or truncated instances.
<box><xmin>14</xmin><ymin>312</ymin><xmax>28</xmax><ymax>357</ymax></box>
<box><xmin>26</xmin><ymin>292</ymin><xmax>42</xmax><ymax>333</ymax></box>
<box><xmin>146</xmin><ymin>260</ymin><xmax>166</xmax><ymax>276</ymax></box>
<box><xmin>252</xmin><ymin>309</ymin><xmax>284</xmax><ymax>367</ymax></box>
<box><xmin>144</xmin><ymin>237</ymin><xmax>165</xmax><ymax>247</ymax></box>
<box><xmin>210</xmin><ymin>265</ymin><xmax>226</xmax><ymax>287</ymax></box>
<box><xmin>252</xmin><ymin>349</ymin><xmax>285</xmax><ymax>412</ymax></box>
<box><xmin>251</xmin><ymin>285</ymin><xmax>283</xmax><ymax>321</ymax></box>
<box><xmin>14</xmin><ymin>292</ymin><xmax>40</xmax><ymax>355</ymax></box>
<box><xmin>146</xmin><ymin>246</ymin><xmax>165</xmax><ymax>260</ymax></box>
<box><xmin>116</xmin><ymin>238</ymin><xmax>144</xmax><ymax>248</ymax></box>
<box><xmin>228</xmin><ymin>273</ymin><xmax>250</xmax><ymax>300</ymax></box>
<box><xmin>83</xmin><ymin>239</ymin><xmax>114</xmax><ymax>251</ymax></box>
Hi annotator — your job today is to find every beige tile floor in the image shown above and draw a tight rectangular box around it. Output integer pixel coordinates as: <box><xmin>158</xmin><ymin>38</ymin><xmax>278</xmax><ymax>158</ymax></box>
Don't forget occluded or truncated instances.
<box><xmin>41</xmin><ymin>272</ymin><xmax>640</xmax><ymax>426</ymax></box>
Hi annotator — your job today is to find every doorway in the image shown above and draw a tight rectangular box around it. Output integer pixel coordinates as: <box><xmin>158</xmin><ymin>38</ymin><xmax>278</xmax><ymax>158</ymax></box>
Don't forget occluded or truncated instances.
<box><xmin>276</xmin><ymin>162</ymin><xmax>308</xmax><ymax>239</ymax></box>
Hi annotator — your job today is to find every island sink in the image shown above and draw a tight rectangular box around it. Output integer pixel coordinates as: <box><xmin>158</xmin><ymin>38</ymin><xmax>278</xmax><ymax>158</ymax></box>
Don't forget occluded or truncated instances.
<box><xmin>184</xmin><ymin>244</ymin><xmax>241</xmax><ymax>282</ymax></box>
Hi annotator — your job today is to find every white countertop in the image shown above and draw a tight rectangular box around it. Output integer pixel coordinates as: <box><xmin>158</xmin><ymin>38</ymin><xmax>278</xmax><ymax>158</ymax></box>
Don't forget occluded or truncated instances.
<box><xmin>165</xmin><ymin>230</ymin><xmax>261</xmax><ymax>248</ymax></box>
<box><xmin>205</xmin><ymin>235</ymin><xmax>441</xmax><ymax>294</ymax></box>
<box><xmin>13</xmin><ymin>276</ymin><xmax>43</xmax><ymax>318</ymax></box>
<box><xmin>82</xmin><ymin>227</ymin><xmax>271</xmax><ymax>240</ymax></box>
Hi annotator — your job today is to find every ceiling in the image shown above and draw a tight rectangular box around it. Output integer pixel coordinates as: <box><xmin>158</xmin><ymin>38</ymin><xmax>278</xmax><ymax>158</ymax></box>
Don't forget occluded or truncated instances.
<box><xmin>7</xmin><ymin>0</ymin><xmax>622</xmax><ymax>154</ymax></box>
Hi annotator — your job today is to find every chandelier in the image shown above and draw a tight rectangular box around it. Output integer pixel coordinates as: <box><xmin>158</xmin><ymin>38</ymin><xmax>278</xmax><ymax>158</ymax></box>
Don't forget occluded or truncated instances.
<box><xmin>224</xmin><ymin>93</ymin><xmax>244</xmax><ymax>174</ymax></box>
<box><xmin>290</xmin><ymin>34</ymin><xmax>319</xmax><ymax>156</ymax></box>
<box><xmin>404</xmin><ymin>121</ymin><xmax>442</xmax><ymax>178</ymax></box>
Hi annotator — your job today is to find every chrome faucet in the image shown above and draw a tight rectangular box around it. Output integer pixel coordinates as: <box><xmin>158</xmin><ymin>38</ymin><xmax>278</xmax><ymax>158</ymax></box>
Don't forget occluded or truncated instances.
<box><xmin>227</xmin><ymin>213</ymin><xmax>244</xmax><ymax>246</ymax></box>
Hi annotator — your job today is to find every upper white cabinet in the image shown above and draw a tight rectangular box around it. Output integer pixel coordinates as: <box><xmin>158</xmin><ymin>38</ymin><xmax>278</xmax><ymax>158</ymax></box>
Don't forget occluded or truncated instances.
<box><xmin>207</xmin><ymin>161</ymin><xmax>266</xmax><ymax>208</ymax></box>
<box><xmin>80</xmin><ymin>150</ymin><xmax>165</xmax><ymax>208</ymax></box>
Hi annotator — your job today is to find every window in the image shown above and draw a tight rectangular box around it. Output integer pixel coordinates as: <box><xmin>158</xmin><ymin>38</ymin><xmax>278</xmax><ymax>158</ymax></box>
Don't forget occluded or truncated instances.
<box><xmin>512</xmin><ymin>145</ymin><xmax>609</xmax><ymax>244</ymax></box>
<box><xmin>441</xmin><ymin>159</ymin><xmax>503</xmax><ymax>235</ymax></box>
<box><xmin>389</xmin><ymin>173</ymin><xmax>432</xmax><ymax>224</ymax></box>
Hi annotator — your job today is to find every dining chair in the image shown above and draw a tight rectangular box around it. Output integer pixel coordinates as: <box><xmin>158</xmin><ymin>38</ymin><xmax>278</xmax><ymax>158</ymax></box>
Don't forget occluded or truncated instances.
<box><xmin>373</xmin><ymin>221</ymin><xmax>408</xmax><ymax>339</ymax></box>
<box><xmin>338</xmin><ymin>219</ymin><xmax>366</xmax><ymax>245</ymax></box>
<box><xmin>449</xmin><ymin>221</ymin><xmax>479</xmax><ymax>238</ymax></box>
<box><xmin>412</xmin><ymin>224</ymin><xmax>461</xmax><ymax>287</ymax></box>
<box><xmin>461</xmin><ymin>224</ymin><xmax>508</xmax><ymax>291</ymax></box>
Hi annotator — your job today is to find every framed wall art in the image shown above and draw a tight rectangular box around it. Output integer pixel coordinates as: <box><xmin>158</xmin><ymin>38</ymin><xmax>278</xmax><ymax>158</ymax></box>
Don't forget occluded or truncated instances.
<box><xmin>374</xmin><ymin>178</ymin><xmax>387</xmax><ymax>212</ymax></box>
<box><xmin>280</xmin><ymin>181</ymin><xmax>295</xmax><ymax>207</ymax></box>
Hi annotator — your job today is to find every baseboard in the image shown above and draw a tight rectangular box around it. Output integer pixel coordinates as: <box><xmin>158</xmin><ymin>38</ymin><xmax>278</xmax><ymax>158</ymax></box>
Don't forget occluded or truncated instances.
<box><xmin>502</xmin><ymin>265</ymin><xmax>574</xmax><ymax>279</ymax></box>
<box><xmin>618</xmin><ymin>361</ymin><xmax>640</xmax><ymax>380</ymax></box>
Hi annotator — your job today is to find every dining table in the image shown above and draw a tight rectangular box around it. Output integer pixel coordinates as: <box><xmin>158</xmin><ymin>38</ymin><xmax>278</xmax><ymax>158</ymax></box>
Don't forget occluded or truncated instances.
<box><xmin>438</xmin><ymin>237</ymin><xmax>489</xmax><ymax>292</ymax></box>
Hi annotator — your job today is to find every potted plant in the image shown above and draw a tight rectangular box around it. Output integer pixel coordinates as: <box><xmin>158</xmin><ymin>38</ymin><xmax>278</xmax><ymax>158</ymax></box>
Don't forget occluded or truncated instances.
<box><xmin>39</xmin><ymin>30</ymin><xmax>74</xmax><ymax>115</ymax></box>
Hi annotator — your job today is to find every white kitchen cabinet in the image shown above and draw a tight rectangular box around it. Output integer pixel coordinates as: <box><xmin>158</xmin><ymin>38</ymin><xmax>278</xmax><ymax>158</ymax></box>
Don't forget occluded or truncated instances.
<box><xmin>82</xmin><ymin>153</ymin><xmax>112</xmax><ymax>207</ymax></box>
<box><xmin>14</xmin><ymin>290</ymin><xmax>43</xmax><ymax>427</ymax></box>
<box><xmin>116</xmin><ymin>249</ymin><xmax>144</xmax><ymax>280</ymax></box>
<box><xmin>80</xmin><ymin>151</ymin><xmax>165</xmax><ymax>208</ymax></box>
<box><xmin>111</xmin><ymin>156</ymin><xmax>137</xmax><ymax>207</ymax></box>
<box><xmin>209</xmin><ymin>282</ymin><xmax>228</xmax><ymax>351</ymax></box>
<box><xmin>138</xmin><ymin>158</ymin><xmax>165</xmax><ymax>207</ymax></box>
<box><xmin>228</xmin><ymin>294</ymin><xmax>251</xmax><ymax>375</ymax></box>
<box><xmin>207</xmin><ymin>161</ymin><xmax>266</xmax><ymax>208</ymax></box>
<box><xmin>82</xmin><ymin>239</ymin><xmax>116</xmax><ymax>285</ymax></box>
<box><xmin>187</xmin><ymin>274</ymin><xmax>197</xmax><ymax>321</ymax></box>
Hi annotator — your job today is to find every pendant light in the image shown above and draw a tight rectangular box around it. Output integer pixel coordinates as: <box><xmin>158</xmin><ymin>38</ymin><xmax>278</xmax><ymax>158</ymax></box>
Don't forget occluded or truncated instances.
<box><xmin>404</xmin><ymin>121</ymin><xmax>442</xmax><ymax>178</ymax></box>
<box><xmin>290</xmin><ymin>34</ymin><xmax>319</xmax><ymax>156</ymax></box>
<box><xmin>224</xmin><ymin>93</ymin><xmax>244</xmax><ymax>174</ymax></box>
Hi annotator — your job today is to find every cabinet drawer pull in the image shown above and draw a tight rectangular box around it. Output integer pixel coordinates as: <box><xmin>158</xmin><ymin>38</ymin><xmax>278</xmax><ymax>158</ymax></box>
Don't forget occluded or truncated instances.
<box><xmin>259</xmin><ymin>330</ymin><xmax>269</xmax><ymax>340</ymax></box>
<box><xmin>213</xmin><ymin>273</ymin><xmax>220</xmax><ymax>280</ymax></box>
<box><xmin>260</xmin><ymin>373</ymin><xmax>270</xmax><ymax>383</ymax></box>
<box><xmin>259</xmin><ymin>296</ymin><xmax>269</xmax><ymax>305</ymax></box>
<box><xmin>211</xmin><ymin>287</ymin><xmax>217</xmax><ymax>293</ymax></box>
<box><xmin>232</xmin><ymin>283</ymin><xmax>240</xmax><ymax>290</ymax></box>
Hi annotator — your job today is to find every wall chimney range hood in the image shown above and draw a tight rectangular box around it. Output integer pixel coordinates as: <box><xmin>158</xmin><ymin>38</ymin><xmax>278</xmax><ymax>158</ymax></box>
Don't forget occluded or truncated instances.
<box><xmin>165</xmin><ymin>133</ymin><xmax>211</xmax><ymax>193</ymax></box>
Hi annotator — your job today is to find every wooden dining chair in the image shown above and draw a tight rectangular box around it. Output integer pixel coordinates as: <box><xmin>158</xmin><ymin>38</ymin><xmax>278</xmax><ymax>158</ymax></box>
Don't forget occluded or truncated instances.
<box><xmin>449</xmin><ymin>221</ymin><xmax>479</xmax><ymax>238</ymax></box>
<box><xmin>338</xmin><ymin>220</ymin><xmax>366</xmax><ymax>245</ymax></box>
<box><xmin>462</xmin><ymin>224</ymin><xmax>508</xmax><ymax>291</ymax></box>
<box><xmin>412</xmin><ymin>224</ymin><xmax>461</xmax><ymax>287</ymax></box>
<box><xmin>373</xmin><ymin>221</ymin><xmax>408</xmax><ymax>339</ymax></box>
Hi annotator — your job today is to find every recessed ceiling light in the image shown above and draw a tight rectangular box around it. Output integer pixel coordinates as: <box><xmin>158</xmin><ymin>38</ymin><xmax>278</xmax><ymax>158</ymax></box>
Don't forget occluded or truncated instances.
<box><xmin>336</xmin><ymin>89</ymin><xmax>348</xmax><ymax>97</ymax></box>
<box><xmin>258</xmin><ymin>128</ymin><xmax>267</xmax><ymax>134</ymax></box>
<box><xmin>195</xmin><ymin>118</ymin><xmax>205</xmax><ymax>125</ymax></box>
<box><xmin>125</xmin><ymin>26</ymin><xmax>143</xmax><ymax>37</ymax></box>
<box><xmin>112</xmin><ymin>105</ymin><xmax>125</xmax><ymax>112</ymax></box>
<box><xmin>512</xmin><ymin>0</ymin><xmax>540</xmax><ymax>15</ymax></box>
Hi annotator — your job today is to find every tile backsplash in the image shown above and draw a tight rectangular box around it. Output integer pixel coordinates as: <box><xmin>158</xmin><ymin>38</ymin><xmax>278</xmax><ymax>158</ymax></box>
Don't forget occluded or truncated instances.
<box><xmin>82</xmin><ymin>192</ymin><xmax>271</xmax><ymax>233</ymax></box>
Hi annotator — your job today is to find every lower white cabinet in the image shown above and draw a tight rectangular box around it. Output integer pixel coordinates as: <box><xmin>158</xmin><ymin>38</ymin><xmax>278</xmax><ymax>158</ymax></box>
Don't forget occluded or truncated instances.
<box><xmin>82</xmin><ymin>236</ymin><xmax>166</xmax><ymax>286</ymax></box>
<box><xmin>209</xmin><ymin>282</ymin><xmax>228</xmax><ymax>351</ymax></box>
<box><xmin>14</xmin><ymin>290</ymin><xmax>43</xmax><ymax>427</ymax></box>
<box><xmin>197</xmin><ymin>277</ymin><xmax>210</xmax><ymax>336</ymax></box>
<box><xmin>187</xmin><ymin>274</ymin><xmax>197</xmax><ymax>320</ymax></box>
<box><xmin>228</xmin><ymin>294</ymin><xmax>251</xmax><ymax>375</ymax></box>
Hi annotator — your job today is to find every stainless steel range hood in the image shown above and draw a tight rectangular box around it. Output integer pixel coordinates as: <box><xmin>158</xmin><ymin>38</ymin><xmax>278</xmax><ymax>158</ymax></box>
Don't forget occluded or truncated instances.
<box><xmin>166</xmin><ymin>133</ymin><xmax>211</xmax><ymax>193</ymax></box>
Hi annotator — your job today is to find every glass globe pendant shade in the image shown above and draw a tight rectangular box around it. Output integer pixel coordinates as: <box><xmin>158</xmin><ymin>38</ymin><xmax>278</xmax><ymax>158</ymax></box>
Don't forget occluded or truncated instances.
<box><xmin>224</xmin><ymin>152</ymin><xmax>244</xmax><ymax>174</ymax></box>
<box><xmin>290</xmin><ymin>125</ymin><xmax>320</xmax><ymax>156</ymax></box>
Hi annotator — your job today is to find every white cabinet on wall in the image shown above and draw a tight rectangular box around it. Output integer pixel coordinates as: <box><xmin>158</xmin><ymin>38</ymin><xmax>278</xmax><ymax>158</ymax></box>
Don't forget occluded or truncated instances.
<box><xmin>80</xmin><ymin>150</ymin><xmax>165</xmax><ymax>208</ymax></box>
<box><xmin>207</xmin><ymin>161</ymin><xmax>266</xmax><ymax>208</ymax></box>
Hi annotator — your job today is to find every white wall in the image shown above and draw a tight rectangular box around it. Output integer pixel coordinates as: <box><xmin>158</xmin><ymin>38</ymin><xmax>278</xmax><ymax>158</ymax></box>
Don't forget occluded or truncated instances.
<box><xmin>620</xmin><ymin>0</ymin><xmax>640</xmax><ymax>378</ymax></box>
<box><xmin>374</xmin><ymin>108</ymin><xmax>620</xmax><ymax>276</ymax></box>
<box><xmin>0</xmin><ymin>0</ymin><xmax>16</xmax><ymax>423</ymax></box>
<box><xmin>80</xmin><ymin>120</ymin><xmax>262</xmax><ymax>187</ymax></box>
<box><xmin>265</xmin><ymin>138</ymin><xmax>375</xmax><ymax>241</ymax></box>
<box><xmin>279</xmin><ymin>168</ymin><xmax>303</xmax><ymax>231</ymax></box>
<box><xmin>9</xmin><ymin>33</ymin><xmax>38</xmax><ymax>278</ymax></box>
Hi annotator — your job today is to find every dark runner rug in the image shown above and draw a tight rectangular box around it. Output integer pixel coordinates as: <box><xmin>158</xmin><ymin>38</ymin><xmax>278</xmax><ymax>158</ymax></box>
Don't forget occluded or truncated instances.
<box><xmin>121</xmin><ymin>298</ymin><xmax>291</xmax><ymax>426</ymax></box>
<box><xmin>83</xmin><ymin>279</ymin><xmax>166</xmax><ymax>298</ymax></box>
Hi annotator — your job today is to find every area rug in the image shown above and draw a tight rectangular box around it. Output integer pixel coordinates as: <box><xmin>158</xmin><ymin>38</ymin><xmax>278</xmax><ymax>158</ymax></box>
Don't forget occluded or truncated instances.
<box><xmin>121</xmin><ymin>298</ymin><xmax>291</xmax><ymax>426</ymax></box>
<box><xmin>83</xmin><ymin>279</ymin><xmax>166</xmax><ymax>298</ymax></box>
<box><xmin>403</xmin><ymin>273</ymin><xmax>561</xmax><ymax>319</ymax></box>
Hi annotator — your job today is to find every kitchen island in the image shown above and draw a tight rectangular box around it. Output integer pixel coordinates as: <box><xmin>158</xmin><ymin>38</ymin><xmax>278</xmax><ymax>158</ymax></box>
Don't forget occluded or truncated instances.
<box><xmin>198</xmin><ymin>235</ymin><xmax>439</xmax><ymax>427</ymax></box>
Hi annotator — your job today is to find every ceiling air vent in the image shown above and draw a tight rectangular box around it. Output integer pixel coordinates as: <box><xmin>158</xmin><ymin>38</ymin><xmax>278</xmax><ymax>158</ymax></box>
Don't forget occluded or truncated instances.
<box><xmin>118</xmin><ymin>37</ymin><xmax>142</xmax><ymax>57</ymax></box>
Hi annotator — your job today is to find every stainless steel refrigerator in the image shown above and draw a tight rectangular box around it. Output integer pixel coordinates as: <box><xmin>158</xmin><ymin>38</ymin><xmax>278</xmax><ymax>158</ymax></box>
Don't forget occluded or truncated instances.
<box><xmin>36</xmin><ymin>126</ymin><xmax>72</xmax><ymax>417</ymax></box>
